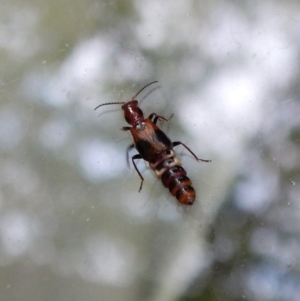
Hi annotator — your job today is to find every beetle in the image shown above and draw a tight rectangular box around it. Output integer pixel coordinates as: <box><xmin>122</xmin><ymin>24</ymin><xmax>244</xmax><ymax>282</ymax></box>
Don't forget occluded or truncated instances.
<box><xmin>95</xmin><ymin>81</ymin><xmax>211</xmax><ymax>205</ymax></box>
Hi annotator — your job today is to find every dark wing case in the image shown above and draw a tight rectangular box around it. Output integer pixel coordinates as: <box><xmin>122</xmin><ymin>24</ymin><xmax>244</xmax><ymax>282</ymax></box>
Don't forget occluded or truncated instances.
<box><xmin>132</xmin><ymin>120</ymin><xmax>173</xmax><ymax>162</ymax></box>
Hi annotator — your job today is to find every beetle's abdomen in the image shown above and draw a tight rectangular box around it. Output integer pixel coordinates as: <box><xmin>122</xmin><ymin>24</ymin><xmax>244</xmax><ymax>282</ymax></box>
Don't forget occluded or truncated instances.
<box><xmin>149</xmin><ymin>150</ymin><xmax>196</xmax><ymax>205</ymax></box>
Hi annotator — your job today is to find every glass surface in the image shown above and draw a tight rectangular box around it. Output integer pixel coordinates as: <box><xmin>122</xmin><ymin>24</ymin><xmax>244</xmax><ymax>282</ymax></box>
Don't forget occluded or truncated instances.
<box><xmin>0</xmin><ymin>0</ymin><xmax>299</xmax><ymax>300</ymax></box>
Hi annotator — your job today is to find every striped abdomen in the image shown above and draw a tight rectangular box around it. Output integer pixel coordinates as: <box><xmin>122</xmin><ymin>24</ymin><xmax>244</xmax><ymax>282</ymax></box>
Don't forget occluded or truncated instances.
<box><xmin>149</xmin><ymin>150</ymin><xmax>196</xmax><ymax>205</ymax></box>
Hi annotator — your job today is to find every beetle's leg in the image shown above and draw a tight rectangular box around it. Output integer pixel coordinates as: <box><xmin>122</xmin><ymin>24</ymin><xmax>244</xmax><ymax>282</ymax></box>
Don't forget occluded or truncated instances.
<box><xmin>173</xmin><ymin>141</ymin><xmax>211</xmax><ymax>163</ymax></box>
<box><xmin>121</xmin><ymin>126</ymin><xmax>131</xmax><ymax>131</ymax></box>
<box><xmin>126</xmin><ymin>144</ymin><xmax>134</xmax><ymax>167</ymax></box>
<box><xmin>148</xmin><ymin>113</ymin><xmax>174</xmax><ymax>125</ymax></box>
<box><xmin>132</xmin><ymin>154</ymin><xmax>144</xmax><ymax>192</ymax></box>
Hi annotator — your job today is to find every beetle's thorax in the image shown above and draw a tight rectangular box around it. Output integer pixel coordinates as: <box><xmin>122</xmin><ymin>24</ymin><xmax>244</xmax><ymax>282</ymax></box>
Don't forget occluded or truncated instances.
<box><xmin>122</xmin><ymin>100</ymin><xmax>145</xmax><ymax>126</ymax></box>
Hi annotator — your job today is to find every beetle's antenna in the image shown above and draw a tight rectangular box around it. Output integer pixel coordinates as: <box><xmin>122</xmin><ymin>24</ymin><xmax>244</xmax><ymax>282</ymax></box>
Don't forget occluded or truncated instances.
<box><xmin>131</xmin><ymin>81</ymin><xmax>158</xmax><ymax>100</ymax></box>
<box><xmin>94</xmin><ymin>102</ymin><xmax>126</xmax><ymax>111</ymax></box>
<box><xmin>94</xmin><ymin>81</ymin><xmax>158</xmax><ymax>110</ymax></box>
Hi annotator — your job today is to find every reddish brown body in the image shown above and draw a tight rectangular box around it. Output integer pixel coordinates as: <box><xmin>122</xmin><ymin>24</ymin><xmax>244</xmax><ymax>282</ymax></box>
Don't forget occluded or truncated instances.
<box><xmin>95</xmin><ymin>82</ymin><xmax>211</xmax><ymax>205</ymax></box>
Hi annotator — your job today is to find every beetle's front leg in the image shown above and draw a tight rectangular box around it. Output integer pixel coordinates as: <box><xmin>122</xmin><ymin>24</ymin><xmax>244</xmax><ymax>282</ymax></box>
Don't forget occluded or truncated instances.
<box><xmin>121</xmin><ymin>126</ymin><xmax>131</xmax><ymax>131</ymax></box>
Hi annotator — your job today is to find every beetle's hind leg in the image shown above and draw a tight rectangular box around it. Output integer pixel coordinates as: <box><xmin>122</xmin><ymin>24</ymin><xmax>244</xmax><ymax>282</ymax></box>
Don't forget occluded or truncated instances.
<box><xmin>126</xmin><ymin>144</ymin><xmax>135</xmax><ymax>167</ymax></box>
<box><xmin>148</xmin><ymin>113</ymin><xmax>174</xmax><ymax>125</ymax></box>
<box><xmin>173</xmin><ymin>141</ymin><xmax>211</xmax><ymax>162</ymax></box>
<box><xmin>131</xmin><ymin>154</ymin><xmax>144</xmax><ymax>192</ymax></box>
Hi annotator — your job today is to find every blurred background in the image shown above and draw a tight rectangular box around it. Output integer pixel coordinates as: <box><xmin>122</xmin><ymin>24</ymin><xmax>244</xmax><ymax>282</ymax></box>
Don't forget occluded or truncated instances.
<box><xmin>1</xmin><ymin>0</ymin><xmax>300</xmax><ymax>300</ymax></box>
